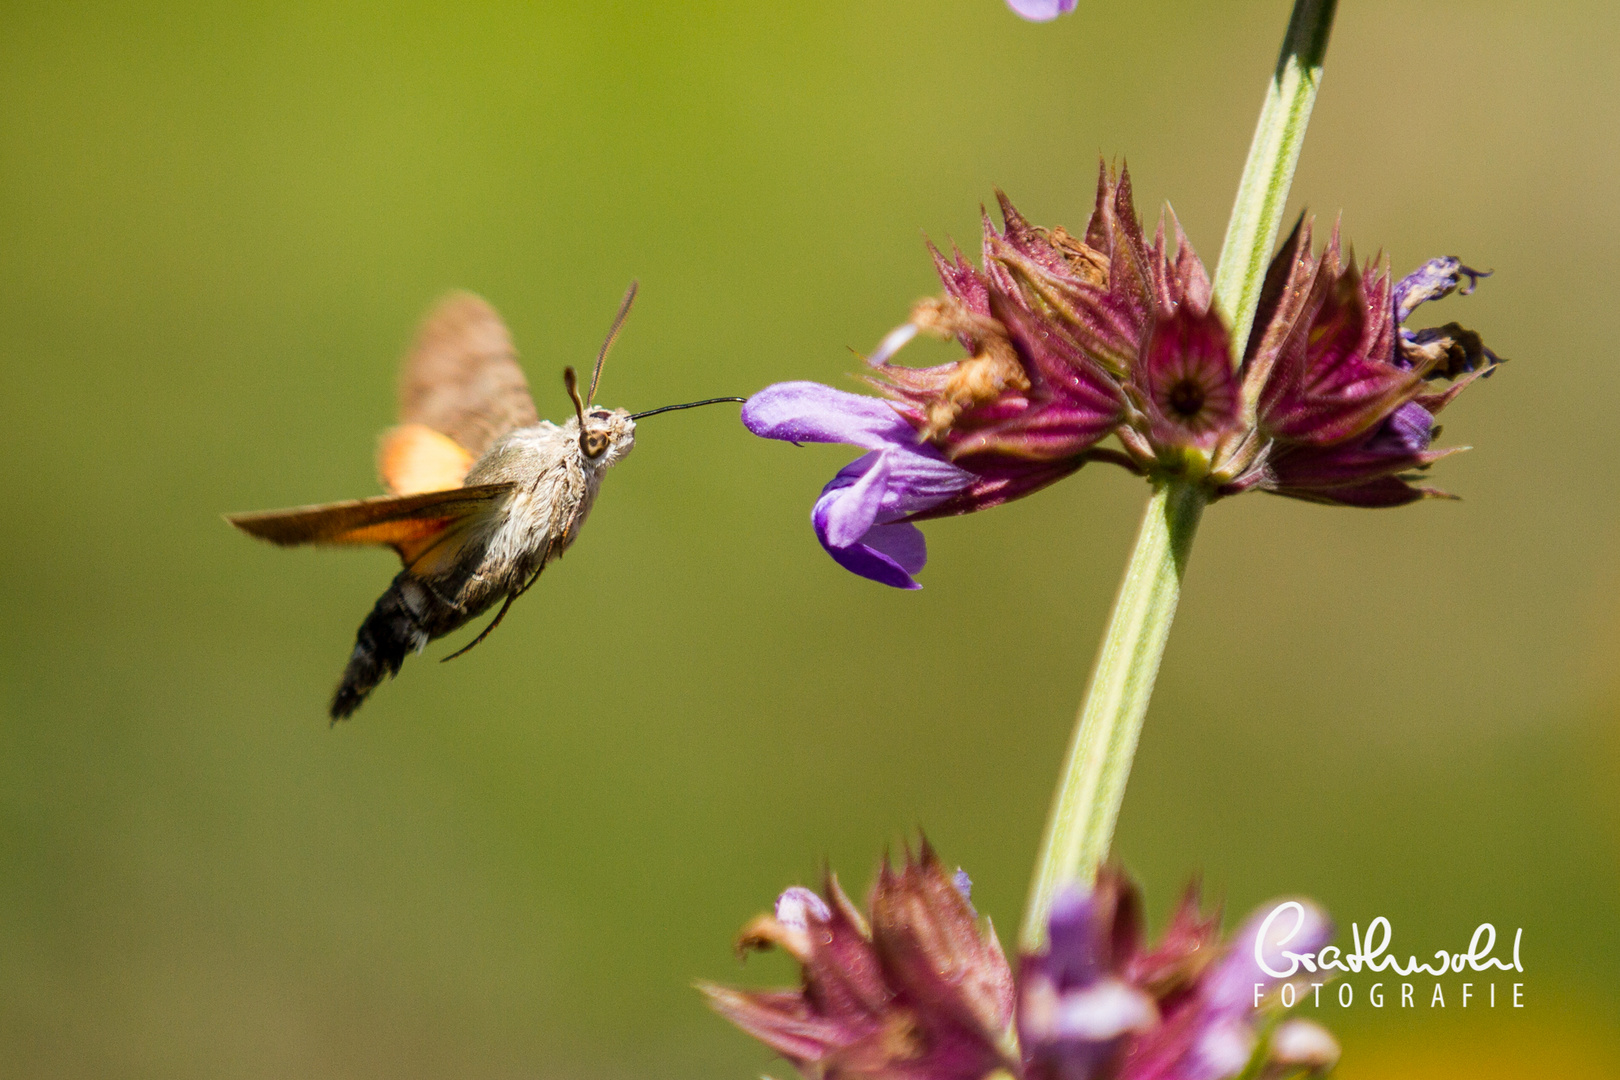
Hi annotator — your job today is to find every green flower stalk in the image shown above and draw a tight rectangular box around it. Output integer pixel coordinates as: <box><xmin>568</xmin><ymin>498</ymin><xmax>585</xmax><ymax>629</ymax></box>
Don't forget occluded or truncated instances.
<box><xmin>1212</xmin><ymin>0</ymin><xmax>1339</xmax><ymax>355</ymax></box>
<box><xmin>1020</xmin><ymin>478</ymin><xmax>1203</xmax><ymax>950</ymax></box>
<box><xmin>1020</xmin><ymin>0</ymin><xmax>1340</xmax><ymax>952</ymax></box>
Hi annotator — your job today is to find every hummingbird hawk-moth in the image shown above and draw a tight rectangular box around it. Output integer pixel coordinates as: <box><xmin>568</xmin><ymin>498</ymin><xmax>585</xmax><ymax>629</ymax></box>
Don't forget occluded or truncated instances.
<box><xmin>228</xmin><ymin>285</ymin><xmax>741</xmax><ymax>720</ymax></box>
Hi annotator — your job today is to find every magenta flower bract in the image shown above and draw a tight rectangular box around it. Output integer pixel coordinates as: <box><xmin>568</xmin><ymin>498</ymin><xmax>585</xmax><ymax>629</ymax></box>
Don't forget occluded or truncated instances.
<box><xmin>700</xmin><ymin>843</ymin><xmax>1017</xmax><ymax>1080</ymax></box>
<box><xmin>705</xmin><ymin>852</ymin><xmax>1340</xmax><ymax>1080</ymax></box>
<box><xmin>1223</xmin><ymin>218</ymin><xmax>1499</xmax><ymax>506</ymax></box>
<box><xmin>742</xmin><ymin>165</ymin><xmax>1502</xmax><ymax>585</ymax></box>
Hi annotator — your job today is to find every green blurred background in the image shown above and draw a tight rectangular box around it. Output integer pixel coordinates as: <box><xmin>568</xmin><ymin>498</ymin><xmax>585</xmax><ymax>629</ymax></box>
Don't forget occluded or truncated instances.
<box><xmin>2</xmin><ymin>1</ymin><xmax>1617</xmax><ymax>1076</ymax></box>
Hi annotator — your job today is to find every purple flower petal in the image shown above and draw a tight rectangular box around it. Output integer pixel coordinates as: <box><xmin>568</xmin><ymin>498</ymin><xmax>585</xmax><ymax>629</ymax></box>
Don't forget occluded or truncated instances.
<box><xmin>1006</xmin><ymin>0</ymin><xmax>1078</xmax><ymax>22</ymax></box>
<box><xmin>742</xmin><ymin>381</ymin><xmax>915</xmax><ymax>449</ymax></box>
<box><xmin>1393</xmin><ymin>256</ymin><xmax>1488</xmax><ymax>322</ymax></box>
<box><xmin>1375</xmin><ymin>401</ymin><xmax>1435</xmax><ymax>454</ymax></box>
<box><xmin>1052</xmin><ymin>978</ymin><xmax>1157</xmax><ymax>1041</ymax></box>
<box><xmin>1045</xmin><ymin>885</ymin><xmax>1106</xmax><ymax>986</ymax></box>
<box><xmin>819</xmin><ymin>451</ymin><xmax>894</xmax><ymax>548</ymax></box>
<box><xmin>776</xmin><ymin>887</ymin><xmax>831</xmax><ymax>930</ymax></box>
<box><xmin>861</xmin><ymin>522</ymin><xmax>928</xmax><ymax>575</ymax></box>
<box><xmin>818</xmin><ymin>448</ymin><xmax>978</xmax><ymax>528</ymax></box>
<box><xmin>1204</xmin><ymin>899</ymin><xmax>1333</xmax><ymax>1016</ymax></box>
<box><xmin>814</xmin><ymin>488</ymin><xmax>929</xmax><ymax>590</ymax></box>
<box><xmin>815</xmin><ymin>445</ymin><xmax>975</xmax><ymax>586</ymax></box>
<box><xmin>745</xmin><ymin>381</ymin><xmax>978</xmax><ymax>588</ymax></box>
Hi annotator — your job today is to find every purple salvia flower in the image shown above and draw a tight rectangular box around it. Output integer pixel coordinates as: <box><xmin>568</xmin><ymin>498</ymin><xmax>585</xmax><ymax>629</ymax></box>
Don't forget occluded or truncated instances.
<box><xmin>709</xmin><ymin>850</ymin><xmax>1338</xmax><ymax>1080</ymax></box>
<box><xmin>742</xmin><ymin>165</ymin><xmax>1504</xmax><ymax>585</ymax></box>
<box><xmin>742</xmin><ymin>382</ymin><xmax>975</xmax><ymax>589</ymax></box>
<box><xmin>1225</xmin><ymin>216</ymin><xmax>1501</xmax><ymax>506</ymax></box>
<box><xmin>701</xmin><ymin>842</ymin><xmax>1017</xmax><ymax>1080</ymax></box>
<box><xmin>1006</xmin><ymin>0</ymin><xmax>1078</xmax><ymax>21</ymax></box>
<box><xmin>1018</xmin><ymin>867</ymin><xmax>1341</xmax><ymax>1080</ymax></box>
<box><xmin>1019</xmin><ymin>876</ymin><xmax>1162</xmax><ymax>1080</ymax></box>
<box><xmin>743</xmin><ymin>380</ymin><xmax>1101</xmax><ymax>588</ymax></box>
<box><xmin>1116</xmin><ymin>897</ymin><xmax>1334</xmax><ymax>1080</ymax></box>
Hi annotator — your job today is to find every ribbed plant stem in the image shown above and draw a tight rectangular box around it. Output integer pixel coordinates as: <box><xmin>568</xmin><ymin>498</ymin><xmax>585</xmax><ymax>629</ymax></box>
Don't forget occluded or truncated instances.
<box><xmin>1211</xmin><ymin>0</ymin><xmax>1338</xmax><ymax>351</ymax></box>
<box><xmin>1019</xmin><ymin>481</ymin><xmax>1204</xmax><ymax>951</ymax></box>
<box><xmin>1018</xmin><ymin>0</ymin><xmax>1339</xmax><ymax>954</ymax></box>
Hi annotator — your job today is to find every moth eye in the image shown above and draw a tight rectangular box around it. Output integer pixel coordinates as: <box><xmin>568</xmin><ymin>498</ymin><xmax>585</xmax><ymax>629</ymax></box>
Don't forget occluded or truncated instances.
<box><xmin>582</xmin><ymin>431</ymin><xmax>609</xmax><ymax>459</ymax></box>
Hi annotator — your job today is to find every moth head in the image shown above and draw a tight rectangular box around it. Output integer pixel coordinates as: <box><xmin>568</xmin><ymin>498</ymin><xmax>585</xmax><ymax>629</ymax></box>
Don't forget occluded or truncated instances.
<box><xmin>564</xmin><ymin>366</ymin><xmax>636</xmax><ymax>465</ymax></box>
<box><xmin>558</xmin><ymin>281</ymin><xmax>639</xmax><ymax>465</ymax></box>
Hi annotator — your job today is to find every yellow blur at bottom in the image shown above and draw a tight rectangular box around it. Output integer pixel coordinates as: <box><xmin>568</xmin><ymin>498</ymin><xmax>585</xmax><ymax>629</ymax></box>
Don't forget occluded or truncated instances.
<box><xmin>1341</xmin><ymin>1016</ymin><xmax>1620</xmax><ymax>1080</ymax></box>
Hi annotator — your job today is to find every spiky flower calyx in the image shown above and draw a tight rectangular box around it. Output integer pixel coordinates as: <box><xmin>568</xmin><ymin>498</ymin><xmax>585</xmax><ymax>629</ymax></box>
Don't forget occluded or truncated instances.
<box><xmin>699</xmin><ymin>842</ymin><xmax>1016</xmax><ymax>1080</ymax></box>
<box><xmin>703</xmin><ymin>850</ymin><xmax>1340</xmax><ymax>1080</ymax></box>
<box><xmin>869</xmin><ymin>164</ymin><xmax>1499</xmax><ymax>507</ymax></box>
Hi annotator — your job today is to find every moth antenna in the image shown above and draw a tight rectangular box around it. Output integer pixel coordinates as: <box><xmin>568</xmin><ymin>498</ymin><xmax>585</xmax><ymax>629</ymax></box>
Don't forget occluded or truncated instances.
<box><xmin>629</xmin><ymin>396</ymin><xmax>747</xmax><ymax>420</ymax></box>
<box><xmin>563</xmin><ymin>365</ymin><xmax>587</xmax><ymax>427</ymax></box>
<box><xmin>589</xmin><ymin>280</ymin><xmax>637</xmax><ymax>405</ymax></box>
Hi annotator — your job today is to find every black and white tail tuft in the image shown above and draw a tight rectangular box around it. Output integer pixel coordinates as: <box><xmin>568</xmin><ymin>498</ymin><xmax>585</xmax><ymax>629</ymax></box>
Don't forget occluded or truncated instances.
<box><xmin>330</xmin><ymin>577</ymin><xmax>430</xmax><ymax>721</ymax></box>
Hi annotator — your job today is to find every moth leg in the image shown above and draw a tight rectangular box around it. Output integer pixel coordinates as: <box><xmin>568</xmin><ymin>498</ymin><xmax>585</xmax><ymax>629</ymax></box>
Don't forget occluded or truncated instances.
<box><xmin>438</xmin><ymin>591</ymin><xmax>520</xmax><ymax>663</ymax></box>
<box><xmin>438</xmin><ymin>546</ymin><xmax>550</xmax><ymax>664</ymax></box>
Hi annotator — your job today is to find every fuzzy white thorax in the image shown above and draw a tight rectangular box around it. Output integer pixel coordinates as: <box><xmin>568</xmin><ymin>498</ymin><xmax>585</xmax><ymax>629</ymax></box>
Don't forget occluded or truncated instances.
<box><xmin>459</xmin><ymin>408</ymin><xmax>637</xmax><ymax>590</ymax></box>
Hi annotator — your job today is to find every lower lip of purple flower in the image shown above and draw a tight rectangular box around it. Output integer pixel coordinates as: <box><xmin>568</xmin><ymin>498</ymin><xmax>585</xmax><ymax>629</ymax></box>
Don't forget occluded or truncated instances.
<box><xmin>809</xmin><ymin>449</ymin><xmax>974</xmax><ymax>590</ymax></box>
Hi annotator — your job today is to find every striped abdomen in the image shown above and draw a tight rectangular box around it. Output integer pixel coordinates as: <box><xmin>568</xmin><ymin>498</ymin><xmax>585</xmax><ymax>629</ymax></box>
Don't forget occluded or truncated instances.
<box><xmin>329</xmin><ymin>571</ymin><xmax>499</xmax><ymax>721</ymax></box>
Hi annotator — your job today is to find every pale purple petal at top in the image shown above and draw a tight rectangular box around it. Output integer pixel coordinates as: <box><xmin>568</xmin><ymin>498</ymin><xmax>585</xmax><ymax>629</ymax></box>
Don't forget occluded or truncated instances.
<box><xmin>742</xmin><ymin>381</ymin><xmax>917</xmax><ymax>449</ymax></box>
<box><xmin>776</xmin><ymin>886</ymin><xmax>832</xmax><ymax>930</ymax></box>
<box><xmin>1005</xmin><ymin>0</ymin><xmax>1077</xmax><ymax>20</ymax></box>
<box><xmin>1393</xmin><ymin>257</ymin><xmax>1488</xmax><ymax>322</ymax></box>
